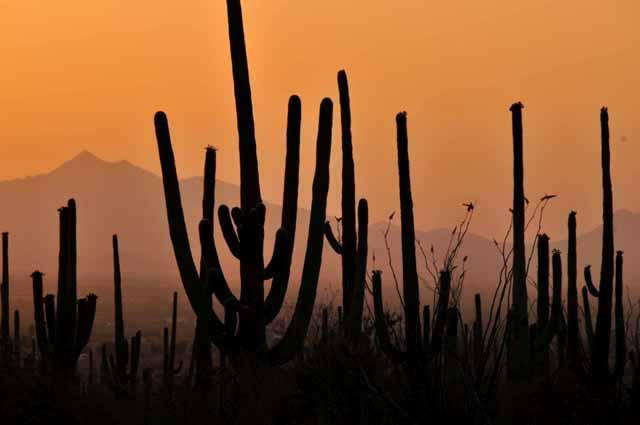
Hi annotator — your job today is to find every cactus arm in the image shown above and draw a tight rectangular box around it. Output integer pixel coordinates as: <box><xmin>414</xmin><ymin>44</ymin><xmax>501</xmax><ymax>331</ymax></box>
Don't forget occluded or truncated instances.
<box><xmin>582</xmin><ymin>286</ymin><xmax>595</xmax><ymax>356</ymax></box>
<box><xmin>324</xmin><ymin>222</ymin><xmax>343</xmax><ymax>254</ymax></box>
<box><xmin>263</xmin><ymin>95</ymin><xmax>301</xmax><ymax>316</ymax></box>
<box><xmin>154</xmin><ymin>112</ymin><xmax>202</xmax><ymax>313</ymax></box>
<box><xmin>584</xmin><ymin>266</ymin><xmax>600</xmax><ymax>297</ymax></box>
<box><xmin>218</xmin><ymin>206</ymin><xmax>242</xmax><ymax>259</ymax></box>
<box><xmin>199</xmin><ymin>220</ymin><xmax>240</xmax><ymax>310</ymax></box>
<box><xmin>31</xmin><ymin>271</ymin><xmax>50</xmax><ymax>362</ymax></box>
<box><xmin>226</xmin><ymin>0</ymin><xmax>262</xmax><ymax>210</ymax></box>
<box><xmin>267</xmin><ymin>98</ymin><xmax>333</xmax><ymax>366</ymax></box>
<box><xmin>130</xmin><ymin>331</ymin><xmax>142</xmax><ymax>384</ymax></box>
<box><xmin>1</xmin><ymin>232</ymin><xmax>9</xmax><ymax>351</ymax></box>
<box><xmin>372</xmin><ymin>270</ymin><xmax>408</xmax><ymax>363</ymax></box>
<box><xmin>345</xmin><ymin>199</ymin><xmax>368</xmax><ymax>340</ymax></box>
<box><xmin>536</xmin><ymin>234</ymin><xmax>550</xmax><ymax>329</ymax></box>
<box><xmin>613</xmin><ymin>251</ymin><xmax>626</xmax><ymax>379</ymax></box>
<box><xmin>263</xmin><ymin>228</ymin><xmax>291</xmax><ymax>323</ymax></box>
<box><xmin>263</xmin><ymin>228</ymin><xmax>289</xmax><ymax>280</ymax></box>
<box><xmin>75</xmin><ymin>294</ymin><xmax>97</xmax><ymax>357</ymax></box>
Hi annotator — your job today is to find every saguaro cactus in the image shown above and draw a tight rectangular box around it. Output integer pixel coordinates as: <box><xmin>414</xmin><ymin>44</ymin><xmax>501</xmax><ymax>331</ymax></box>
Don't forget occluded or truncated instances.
<box><xmin>1</xmin><ymin>232</ymin><xmax>9</xmax><ymax>362</ymax></box>
<box><xmin>30</xmin><ymin>199</ymin><xmax>97</xmax><ymax>377</ymax></box>
<box><xmin>163</xmin><ymin>292</ymin><xmax>182</xmax><ymax>396</ymax></box>
<box><xmin>109</xmin><ymin>234</ymin><xmax>142</xmax><ymax>390</ymax></box>
<box><xmin>583</xmin><ymin>107</ymin><xmax>616</xmax><ymax>382</ymax></box>
<box><xmin>372</xmin><ymin>112</ymin><xmax>452</xmax><ymax>365</ymax></box>
<box><xmin>508</xmin><ymin>102</ymin><xmax>530</xmax><ymax>380</ymax></box>
<box><xmin>566</xmin><ymin>211</ymin><xmax>579</xmax><ymax>367</ymax></box>
<box><xmin>324</xmin><ymin>70</ymin><xmax>369</xmax><ymax>342</ymax></box>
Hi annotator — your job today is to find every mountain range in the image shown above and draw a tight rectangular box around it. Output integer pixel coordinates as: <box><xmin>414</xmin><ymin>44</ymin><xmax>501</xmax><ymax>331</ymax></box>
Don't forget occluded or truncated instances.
<box><xmin>0</xmin><ymin>152</ymin><xmax>637</xmax><ymax>321</ymax></box>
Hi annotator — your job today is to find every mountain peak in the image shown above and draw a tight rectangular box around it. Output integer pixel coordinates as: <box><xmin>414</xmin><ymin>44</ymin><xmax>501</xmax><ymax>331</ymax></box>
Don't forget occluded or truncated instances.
<box><xmin>69</xmin><ymin>150</ymin><xmax>105</xmax><ymax>164</ymax></box>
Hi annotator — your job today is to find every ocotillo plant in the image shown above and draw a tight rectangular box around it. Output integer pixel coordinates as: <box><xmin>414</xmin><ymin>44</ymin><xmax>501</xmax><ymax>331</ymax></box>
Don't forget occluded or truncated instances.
<box><xmin>582</xmin><ymin>107</ymin><xmax>618</xmax><ymax>383</ymax></box>
<box><xmin>508</xmin><ymin>102</ymin><xmax>529</xmax><ymax>380</ymax></box>
<box><xmin>324</xmin><ymin>70</ymin><xmax>369</xmax><ymax>342</ymax></box>
<box><xmin>372</xmin><ymin>112</ymin><xmax>452</xmax><ymax>365</ymax></box>
<box><xmin>30</xmin><ymin>199</ymin><xmax>98</xmax><ymax>378</ymax></box>
<box><xmin>109</xmin><ymin>234</ymin><xmax>142</xmax><ymax>390</ymax></box>
<box><xmin>154</xmin><ymin>0</ymin><xmax>333</xmax><ymax>366</ymax></box>
<box><xmin>1</xmin><ymin>232</ymin><xmax>9</xmax><ymax>362</ymax></box>
<box><xmin>163</xmin><ymin>291</ymin><xmax>182</xmax><ymax>397</ymax></box>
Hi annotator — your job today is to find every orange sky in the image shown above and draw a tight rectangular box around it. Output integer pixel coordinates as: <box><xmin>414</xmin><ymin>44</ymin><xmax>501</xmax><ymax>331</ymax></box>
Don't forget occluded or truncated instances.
<box><xmin>1</xmin><ymin>1</ymin><xmax>639</xmax><ymax>239</ymax></box>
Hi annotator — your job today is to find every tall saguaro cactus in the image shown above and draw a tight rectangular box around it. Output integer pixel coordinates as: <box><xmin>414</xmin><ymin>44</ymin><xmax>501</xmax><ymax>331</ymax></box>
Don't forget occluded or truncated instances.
<box><xmin>324</xmin><ymin>70</ymin><xmax>368</xmax><ymax>342</ymax></box>
<box><xmin>110</xmin><ymin>234</ymin><xmax>142</xmax><ymax>390</ymax></box>
<box><xmin>372</xmin><ymin>112</ymin><xmax>453</xmax><ymax>367</ymax></box>
<box><xmin>154</xmin><ymin>0</ymin><xmax>333</xmax><ymax>365</ymax></box>
<box><xmin>1</xmin><ymin>232</ymin><xmax>9</xmax><ymax>362</ymax></box>
<box><xmin>31</xmin><ymin>200</ymin><xmax>97</xmax><ymax>377</ymax></box>
<box><xmin>566</xmin><ymin>211</ymin><xmax>579</xmax><ymax>367</ymax></box>
<box><xmin>583</xmin><ymin>107</ymin><xmax>616</xmax><ymax>382</ymax></box>
<box><xmin>508</xmin><ymin>102</ymin><xmax>529</xmax><ymax>380</ymax></box>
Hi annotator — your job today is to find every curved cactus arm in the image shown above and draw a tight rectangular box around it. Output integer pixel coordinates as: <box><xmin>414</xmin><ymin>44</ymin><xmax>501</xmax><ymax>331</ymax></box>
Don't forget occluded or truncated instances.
<box><xmin>263</xmin><ymin>95</ymin><xmax>301</xmax><ymax>307</ymax></box>
<box><xmin>263</xmin><ymin>229</ymin><xmax>289</xmax><ymax>281</ymax></box>
<box><xmin>31</xmin><ymin>271</ymin><xmax>51</xmax><ymax>361</ymax></box>
<box><xmin>218</xmin><ymin>206</ymin><xmax>242</xmax><ymax>259</ymax></box>
<box><xmin>263</xmin><ymin>228</ymin><xmax>291</xmax><ymax>323</ymax></box>
<box><xmin>267</xmin><ymin>98</ymin><xmax>333</xmax><ymax>366</ymax></box>
<box><xmin>199</xmin><ymin>220</ymin><xmax>240</xmax><ymax>310</ymax></box>
<box><xmin>372</xmin><ymin>270</ymin><xmax>408</xmax><ymax>363</ymax></box>
<box><xmin>154</xmin><ymin>111</ymin><xmax>202</xmax><ymax>312</ymax></box>
<box><xmin>324</xmin><ymin>222</ymin><xmax>343</xmax><ymax>254</ymax></box>
<box><xmin>75</xmin><ymin>294</ymin><xmax>97</xmax><ymax>356</ymax></box>
<box><xmin>345</xmin><ymin>199</ymin><xmax>368</xmax><ymax>339</ymax></box>
<box><xmin>613</xmin><ymin>251</ymin><xmax>626</xmax><ymax>379</ymax></box>
<box><xmin>584</xmin><ymin>266</ymin><xmax>600</xmax><ymax>298</ymax></box>
<box><xmin>582</xmin><ymin>286</ymin><xmax>595</xmax><ymax>356</ymax></box>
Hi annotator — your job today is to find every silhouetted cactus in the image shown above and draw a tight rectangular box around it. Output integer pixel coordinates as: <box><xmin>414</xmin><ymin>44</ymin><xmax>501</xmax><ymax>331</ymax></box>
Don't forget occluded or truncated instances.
<box><xmin>154</xmin><ymin>0</ymin><xmax>333</xmax><ymax>367</ymax></box>
<box><xmin>372</xmin><ymin>112</ymin><xmax>453</xmax><ymax>366</ymax></box>
<box><xmin>13</xmin><ymin>309</ymin><xmax>20</xmax><ymax>364</ymax></box>
<box><xmin>163</xmin><ymin>292</ymin><xmax>182</xmax><ymax>397</ymax></box>
<box><xmin>535</xmin><ymin>234</ymin><xmax>551</xmax><ymax>373</ymax></box>
<box><xmin>108</xmin><ymin>234</ymin><xmax>142</xmax><ymax>392</ymax></box>
<box><xmin>567</xmin><ymin>211</ymin><xmax>579</xmax><ymax>368</ymax></box>
<box><xmin>1</xmin><ymin>232</ymin><xmax>9</xmax><ymax>362</ymax></box>
<box><xmin>30</xmin><ymin>199</ymin><xmax>97</xmax><ymax>378</ymax></box>
<box><xmin>324</xmin><ymin>70</ymin><xmax>369</xmax><ymax>342</ymax></box>
<box><xmin>508</xmin><ymin>102</ymin><xmax>530</xmax><ymax>380</ymax></box>
<box><xmin>583</xmin><ymin>107</ymin><xmax>617</xmax><ymax>382</ymax></box>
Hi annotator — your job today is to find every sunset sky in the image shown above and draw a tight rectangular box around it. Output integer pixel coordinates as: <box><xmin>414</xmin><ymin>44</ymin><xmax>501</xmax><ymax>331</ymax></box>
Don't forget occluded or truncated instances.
<box><xmin>1</xmin><ymin>1</ymin><xmax>639</xmax><ymax>239</ymax></box>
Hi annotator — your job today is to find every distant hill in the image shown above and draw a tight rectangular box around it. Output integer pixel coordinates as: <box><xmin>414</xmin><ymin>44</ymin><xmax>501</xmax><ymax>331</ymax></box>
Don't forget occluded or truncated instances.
<box><xmin>0</xmin><ymin>152</ymin><xmax>636</xmax><ymax>324</ymax></box>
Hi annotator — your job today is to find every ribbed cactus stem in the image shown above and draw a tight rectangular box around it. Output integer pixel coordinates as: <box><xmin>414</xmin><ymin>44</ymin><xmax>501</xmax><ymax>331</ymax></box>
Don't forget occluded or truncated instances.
<box><xmin>509</xmin><ymin>101</ymin><xmax>529</xmax><ymax>380</ymax></box>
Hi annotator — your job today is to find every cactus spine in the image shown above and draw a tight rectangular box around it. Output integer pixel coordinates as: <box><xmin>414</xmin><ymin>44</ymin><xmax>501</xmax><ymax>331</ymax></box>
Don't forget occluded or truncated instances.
<box><xmin>324</xmin><ymin>70</ymin><xmax>369</xmax><ymax>342</ymax></box>
<box><xmin>30</xmin><ymin>199</ymin><xmax>97</xmax><ymax>378</ymax></box>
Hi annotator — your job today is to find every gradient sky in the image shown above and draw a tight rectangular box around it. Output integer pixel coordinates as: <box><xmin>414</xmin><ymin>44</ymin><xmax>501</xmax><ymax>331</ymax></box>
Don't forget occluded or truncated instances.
<box><xmin>1</xmin><ymin>1</ymin><xmax>639</xmax><ymax>240</ymax></box>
